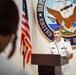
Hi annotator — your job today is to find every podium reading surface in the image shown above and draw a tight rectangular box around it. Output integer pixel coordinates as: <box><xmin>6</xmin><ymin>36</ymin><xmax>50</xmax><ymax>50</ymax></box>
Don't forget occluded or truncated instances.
<box><xmin>31</xmin><ymin>54</ymin><xmax>68</xmax><ymax>75</ymax></box>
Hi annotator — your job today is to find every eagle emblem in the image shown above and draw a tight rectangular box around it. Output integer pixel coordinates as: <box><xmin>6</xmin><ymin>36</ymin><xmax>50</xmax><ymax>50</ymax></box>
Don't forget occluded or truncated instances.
<box><xmin>46</xmin><ymin>6</ymin><xmax>76</xmax><ymax>33</ymax></box>
<box><xmin>36</xmin><ymin>0</ymin><xmax>76</xmax><ymax>48</ymax></box>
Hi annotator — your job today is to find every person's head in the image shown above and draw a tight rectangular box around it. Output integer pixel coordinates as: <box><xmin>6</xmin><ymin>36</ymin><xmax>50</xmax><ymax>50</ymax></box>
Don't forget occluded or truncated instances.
<box><xmin>0</xmin><ymin>0</ymin><xmax>19</xmax><ymax>58</ymax></box>
<box><xmin>53</xmin><ymin>27</ymin><xmax>62</xmax><ymax>42</ymax></box>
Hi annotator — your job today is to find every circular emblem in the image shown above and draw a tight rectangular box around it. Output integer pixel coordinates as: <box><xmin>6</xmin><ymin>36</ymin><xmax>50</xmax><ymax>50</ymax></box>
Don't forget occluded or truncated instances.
<box><xmin>36</xmin><ymin>0</ymin><xmax>76</xmax><ymax>48</ymax></box>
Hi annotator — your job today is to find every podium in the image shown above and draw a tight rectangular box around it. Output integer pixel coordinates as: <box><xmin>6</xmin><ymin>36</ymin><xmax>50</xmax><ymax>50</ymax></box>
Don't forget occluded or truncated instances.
<box><xmin>31</xmin><ymin>54</ymin><xmax>69</xmax><ymax>75</ymax></box>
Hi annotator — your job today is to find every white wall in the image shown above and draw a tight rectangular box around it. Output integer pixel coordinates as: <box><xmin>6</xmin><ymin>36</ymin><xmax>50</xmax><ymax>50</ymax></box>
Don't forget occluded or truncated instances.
<box><xmin>5</xmin><ymin>0</ymin><xmax>76</xmax><ymax>75</ymax></box>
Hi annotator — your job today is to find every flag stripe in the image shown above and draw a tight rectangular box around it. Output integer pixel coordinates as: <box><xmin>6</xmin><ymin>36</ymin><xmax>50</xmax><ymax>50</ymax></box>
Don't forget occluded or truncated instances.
<box><xmin>23</xmin><ymin>46</ymin><xmax>32</xmax><ymax>63</ymax></box>
<box><xmin>24</xmin><ymin>38</ymin><xmax>32</xmax><ymax>49</ymax></box>
<box><xmin>26</xmin><ymin>50</ymin><xmax>31</xmax><ymax>63</ymax></box>
<box><xmin>20</xmin><ymin>34</ymin><xmax>24</xmax><ymax>53</ymax></box>
<box><xmin>21</xmin><ymin>27</ymin><xmax>30</xmax><ymax>40</ymax></box>
<box><xmin>22</xmin><ymin>14</ymin><xmax>26</xmax><ymax>19</ymax></box>
<box><xmin>22</xmin><ymin>20</ymin><xmax>29</xmax><ymax>30</ymax></box>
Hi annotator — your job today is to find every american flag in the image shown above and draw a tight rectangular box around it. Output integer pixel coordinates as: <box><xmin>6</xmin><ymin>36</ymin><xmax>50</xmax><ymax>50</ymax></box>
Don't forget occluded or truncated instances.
<box><xmin>20</xmin><ymin>0</ymin><xmax>32</xmax><ymax>63</ymax></box>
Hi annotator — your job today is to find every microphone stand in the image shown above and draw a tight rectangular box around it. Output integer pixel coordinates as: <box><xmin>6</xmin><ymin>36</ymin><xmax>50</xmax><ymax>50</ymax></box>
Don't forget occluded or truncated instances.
<box><xmin>54</xmin><ymin>40</ymin><xmax>60</xmax><ymax>55</ymax></box>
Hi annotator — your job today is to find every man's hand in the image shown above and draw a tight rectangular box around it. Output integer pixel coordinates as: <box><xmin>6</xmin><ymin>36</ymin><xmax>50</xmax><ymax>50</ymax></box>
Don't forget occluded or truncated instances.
<box><xmin>66</xmin><ymin>53</ymin><xmax>73</xmax><ymax>59</ymax></box>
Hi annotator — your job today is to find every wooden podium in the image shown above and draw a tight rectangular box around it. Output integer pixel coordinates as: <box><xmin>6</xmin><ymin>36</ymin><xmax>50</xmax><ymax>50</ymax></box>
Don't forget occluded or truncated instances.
<box><xmin>31</xmin><ymin>54</ymin><xmax>69</xmax><ymax>75</ymax></box>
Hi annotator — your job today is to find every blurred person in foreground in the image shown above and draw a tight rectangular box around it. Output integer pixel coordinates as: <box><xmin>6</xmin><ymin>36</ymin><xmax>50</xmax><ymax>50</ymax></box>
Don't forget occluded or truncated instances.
<box><xmin>49</xmin><ymin>27</ymin><xmax>73</xmax><ymax>75</ymax></box>
<box><xmin>0</xmin><ymin>0</ymin><xmax>28</xmax><ymax>75</ymax></box>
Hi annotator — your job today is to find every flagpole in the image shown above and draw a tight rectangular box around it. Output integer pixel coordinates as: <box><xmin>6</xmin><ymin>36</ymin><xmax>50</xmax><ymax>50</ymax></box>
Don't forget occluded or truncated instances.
<box><xmin>23</xmin><ymin>55</ymin><xmax>25</xmax><ymax>69</ymax></box>
<box><xmin>23</xmin><ymin>42</ymin><xmax>25</xmax><ymax>69</ymax></box>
